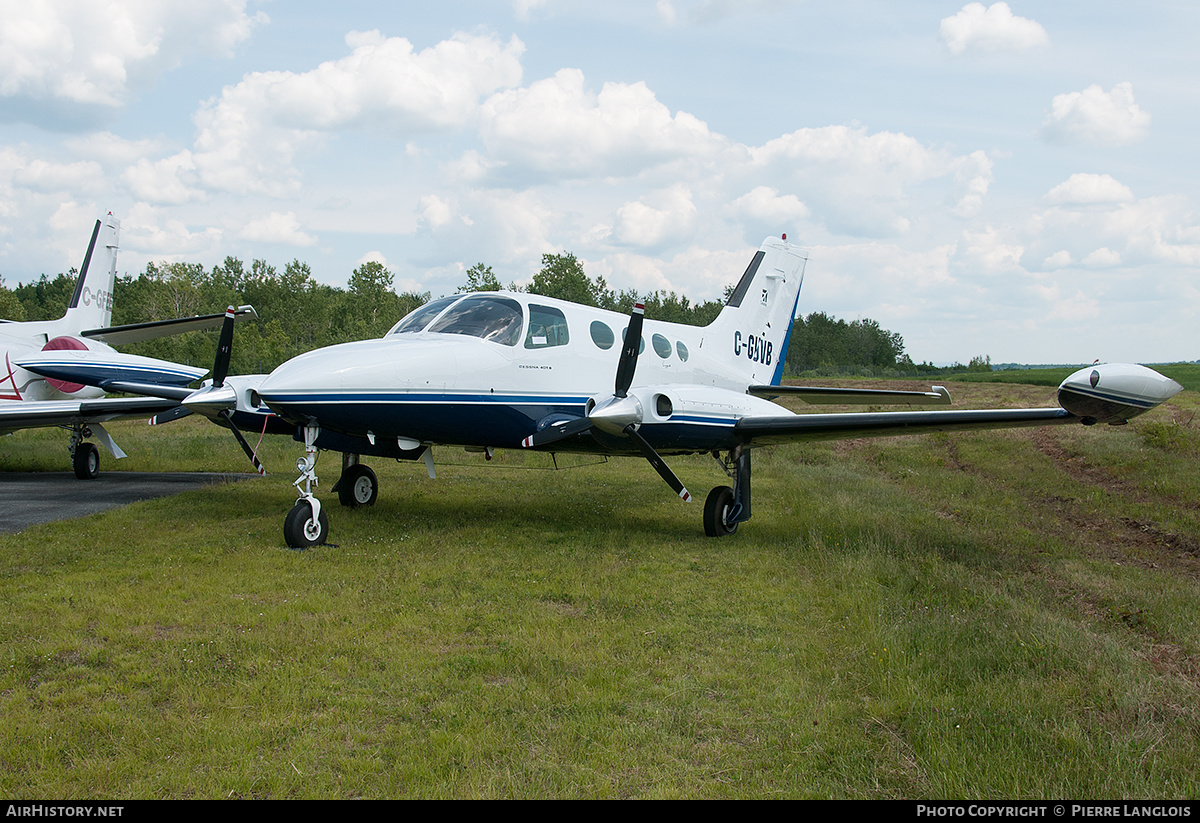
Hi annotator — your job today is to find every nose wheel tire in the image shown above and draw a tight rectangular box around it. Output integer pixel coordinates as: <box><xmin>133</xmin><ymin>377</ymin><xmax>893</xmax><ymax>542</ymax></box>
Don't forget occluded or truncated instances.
<box><xmin>73</xmin><ymin>442</ymin><xmax>100</xmax><ymax>480</ymax></box>
<box><xmin>703</xmin><ymin>485</ymin><xmax>738</xmax><ymax>537</ymax></box>
<box><xmin>337</xmin><ymin>464</ymin><xmax>378</xmax><ymax>507</ymax></box>
<box><xmin>284</xmin><ymin>502</ymin><xmax>329</xmax><ymax>549</ymax></box>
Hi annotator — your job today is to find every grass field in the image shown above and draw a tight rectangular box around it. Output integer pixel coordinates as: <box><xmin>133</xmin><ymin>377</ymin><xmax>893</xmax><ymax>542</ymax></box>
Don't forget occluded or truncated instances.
<box><xmin>1</xmin><ymin>377</ymin><xmax>1198</xmax><ymax>799</ymax></box>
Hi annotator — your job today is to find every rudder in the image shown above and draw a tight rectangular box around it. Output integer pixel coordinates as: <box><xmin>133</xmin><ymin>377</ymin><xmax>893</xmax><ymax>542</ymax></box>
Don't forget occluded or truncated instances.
<box><xmin>62</xmin><ymin>213</ymin><xmax>119</xmax><ymax>333</ymax></box>
<box><xmin>705</xmin><ymin>236</ymin><xmax>807</xmax><ymax>386</ymax></box>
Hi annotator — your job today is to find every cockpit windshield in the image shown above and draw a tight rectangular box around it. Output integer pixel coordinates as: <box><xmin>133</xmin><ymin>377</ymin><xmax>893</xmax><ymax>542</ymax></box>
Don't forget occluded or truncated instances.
<box><xmin>426</xmin><ymin>295</ymin><xmax>524</xmax><ymax>346</ymax></box>
<box><xmin>388</xmin><ymin>296</ymin><xmax>460</xmax><ymax>335</ymax></box>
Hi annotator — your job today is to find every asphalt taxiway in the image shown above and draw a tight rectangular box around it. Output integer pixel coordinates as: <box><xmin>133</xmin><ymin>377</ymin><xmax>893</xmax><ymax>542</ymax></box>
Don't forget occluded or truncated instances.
<box><xmin>0</xmin><ymin>472</ymin><xmax>254</xmax><ymax>534</ymax></box>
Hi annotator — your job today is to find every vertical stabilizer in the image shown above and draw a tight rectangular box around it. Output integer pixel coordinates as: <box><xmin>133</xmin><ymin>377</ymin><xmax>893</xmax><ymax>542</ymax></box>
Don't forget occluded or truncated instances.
<box><xmin>705</xmin><ymin>237</ymin><xmax>807</xmax><ymax>386</ymax></box>
<box><xmin>62</xmin><ymin>213</ymin><xmax>119</xmax><ymax>333</ymax></box>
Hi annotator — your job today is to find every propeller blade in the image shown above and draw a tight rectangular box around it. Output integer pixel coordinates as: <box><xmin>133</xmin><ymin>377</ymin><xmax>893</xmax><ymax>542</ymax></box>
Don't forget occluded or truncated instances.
<box><xmin>219</xmin><ymin>409</ymin><xmax>267</xmax><ymax>475</ymax></box>
<box><xmin>614</xmin><ymin>302</ymin><xmax>644</xmax><ymax>399</ymax></box>
<box><xmin>212</xmin><ymin>306</ymin><xmax>237</xmax><ymax>387</ymax></box>
<box><xmin>149</xmin><ymin>405</ymin><xmax>194</xmax><ymax>426</ymax></box>
<box><xmin>521</xmin><ymin>415</ymin><xmax>594</xmax><ymax>448</ymax></box>
<box><xmin>622</xmin><ymin>424</ymin><xmax>691</xmax><ymax>502</ymax></box>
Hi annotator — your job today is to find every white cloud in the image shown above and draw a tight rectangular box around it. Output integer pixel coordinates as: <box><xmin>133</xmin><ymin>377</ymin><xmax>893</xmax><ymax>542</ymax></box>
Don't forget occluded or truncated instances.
<box><xmin>613</xmin><ymin>185</ymin><xmax>698</xmax><ymax>248</ymax></box>
<box><xmin>1044</xmin><ymin>173</ymin><xmax>1134</xmax><ymax>206</ymax></box>
<box><xmin>12</xmin><ymin>157</ymin><xmax>104</xmax><ymax>193</ymax></box>
<box><xmin>939</xmin><ymin>3</ymin><xmax>1049</xmax><ymax>55</ymax></box>
<box><xmin>731</xmin><ymin>186</ymin><xmax>810</xmax><ymax>224</ymax></box>
<box><xmin>1041</xmin><ymin>82</ymin><xmax>1150</xmax><ymax>147</ymax></box>
<box><xmin>952</xmin><ymin>226</ymin><xmax>1024</xmax><ymax>277</ymax></box>
<box><xmin>178</xmin><ymin>30</ymin><xmax>525</xmax><ymax>197</ymax></box>
<box><xmin>63</xmin><ymin>132</ymin><xmax>169</xmax><ymax>167</ymax></box>
<box><xmin>478</xmin><ymin>69</ymin><xmax>723</xmax><ymax>178</ymax></box>
<box><xmin>1082</xmin><ymin>247</ymin><xmax>1121</xmax><ymax>268</ymax></box>
<box><xmin>122</xmin><ymin>151</ymin><xmax>199</xmax><ymax>205</ymax></box>
<box><xmin>0</xmin><ymin>0</ymin><xmax>265</xmax><ymax>111</ymax></box>
<box><xmin>237</xmin><ymin>212</ymin><xmax>317</xmax><ymax>247</ymax></box>
<box><xmin>750</xmin><ymin>126</ymin><xmax>980</xmax><ymax>237</ymax></box>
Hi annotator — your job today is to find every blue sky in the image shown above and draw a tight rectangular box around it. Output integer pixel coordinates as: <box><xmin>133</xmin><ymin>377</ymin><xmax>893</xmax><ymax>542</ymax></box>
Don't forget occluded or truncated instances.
<box><xmin>2</xmin><ymin>1</ymin><xmax>1198</xmax><ymax>364</ymax></box>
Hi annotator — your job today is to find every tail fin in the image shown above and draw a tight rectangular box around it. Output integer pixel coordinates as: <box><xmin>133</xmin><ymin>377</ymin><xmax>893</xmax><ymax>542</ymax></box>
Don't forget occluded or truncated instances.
<box><xmin>62</xmin><ymin>213</ymin><xmax>119</xmax><ymax>333</ymax></box>
<box><xmin>705</xmin><ymin>236</ymin><xmax>807</xmax><ymax>386</ymax></box>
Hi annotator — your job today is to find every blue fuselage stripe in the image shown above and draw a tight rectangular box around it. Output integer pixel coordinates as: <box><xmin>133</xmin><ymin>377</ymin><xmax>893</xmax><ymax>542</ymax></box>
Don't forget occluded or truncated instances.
<box><xmin>261</xmin><ymin>392</ymin><xmax>739</xmax><ymax>453</ymax></box>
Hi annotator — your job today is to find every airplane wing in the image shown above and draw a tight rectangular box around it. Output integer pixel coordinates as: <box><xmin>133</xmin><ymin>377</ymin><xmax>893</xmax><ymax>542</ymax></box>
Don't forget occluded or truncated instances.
<box><xmin>0</xmin><ymin>396</ymin><xmax>181</xmax><ymax>433</ymax></box>
<box><xmin>735</xmin><ymin>363</ymin><xmax>1180</xmax><ymax>447</ymax></box>
<box><xmin>80</xmin><ymin>305</ymin><xmax>258</xmax><ymax>346</ymax></box>
<box><xmin>733</xmin><ymin>406</ymin><xmax>1074</xmax><ymax>446</ymax></box>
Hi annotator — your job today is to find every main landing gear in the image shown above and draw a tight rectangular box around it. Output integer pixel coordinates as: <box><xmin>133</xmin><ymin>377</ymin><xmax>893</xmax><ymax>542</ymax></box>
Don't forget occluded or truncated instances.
<box><xmin>704</xmin><ymin>447</ymin><xmax>752</xmax><ymax>537</ymax></box>
<box><xmin>333</xmin><ymin>453</ymin><xmax>378</xmax><ymax>508</ymax></box>
<box><xmin>69</xmin><ymin>427</ymin><xmax>100</xmax><ymax>480</ymax></box>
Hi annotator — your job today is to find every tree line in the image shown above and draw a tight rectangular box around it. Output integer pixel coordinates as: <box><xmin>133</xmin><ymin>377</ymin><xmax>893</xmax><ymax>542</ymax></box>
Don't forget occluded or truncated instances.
<box><xmin>1</xmin><ymin>251</ymin><xmax>990</xmax><ymax>377</ymax></box>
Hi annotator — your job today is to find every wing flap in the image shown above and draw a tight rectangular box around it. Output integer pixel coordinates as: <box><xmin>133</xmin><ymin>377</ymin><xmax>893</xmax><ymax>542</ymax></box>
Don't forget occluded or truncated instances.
<box><xmin>748</xmin><ymin>384</ymin><xmax>952</xmax><ymax>405</ymax></box>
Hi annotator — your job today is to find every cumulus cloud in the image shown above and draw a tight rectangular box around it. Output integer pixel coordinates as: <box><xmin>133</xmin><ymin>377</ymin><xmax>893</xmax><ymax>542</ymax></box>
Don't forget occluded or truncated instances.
<box><xmin>1041</xmin><ymin>82</ymin><xmax>1150</xmax><ymax>147</ymax></box>
<box><xmin>729</xmin><ymin>186</ymin><xmax>810</xmax><ymax>241</ymax></box>
<box><xmin>164</xmin><ymin>30</ymin><xmax>526</xmax><ymax>198</ymax></box>
<box><xmin>939</xmin><ymin>2</ymin><xmax>1048</xmax><ymax>55</ymax></box>
<box><xmin>478</xmin><ymin>69</ymin><xmax>723</xmax><ymax>178</ymax></box>
<box><xmin>749</xmin><ymin>125</ymin><xmax>988</xmax><ymax>237</ymax></box>
<box><xmin>0</xmin><ymin>0</ymin><xmax>265</xmax><ymax>114</ymax></box>
<box><xmin>237</xmin><ymin>212</ymin><xmax>317</xmax><ymax>247</ymax></box>
<box><xmin>613</xmin><ymin>185</ymin><xmax>698</xmax><ymax>248</ymax></box>
<box><xmin>1044</xmin><ymin>173</ymin><xmax>1134</xmax><ymax>206</ymax></box>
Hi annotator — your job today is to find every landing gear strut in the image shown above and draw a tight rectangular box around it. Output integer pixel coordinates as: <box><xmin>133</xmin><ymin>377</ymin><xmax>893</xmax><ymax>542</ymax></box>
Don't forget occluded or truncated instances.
<box><xmin>284</xmin><ymin>425</ymin><xmax>329</xmax><ymax>549</ymax></box>
<box><xmin>705</xmin><ymin>447</ymin><xmax>752</xmax><ymax>537</ymax></box>
<box><xmin>69</xmin><ymin>427</ymin><xmax>99</xmax><ymax>480</ymax></box>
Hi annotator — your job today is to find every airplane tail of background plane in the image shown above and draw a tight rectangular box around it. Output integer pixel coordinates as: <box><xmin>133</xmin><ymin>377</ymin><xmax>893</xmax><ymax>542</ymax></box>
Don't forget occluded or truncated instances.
<box><xmin>60</xmin><ymin>213</ymin><xmax>120</xmax><ymax>334</ymax></box>
<box><xmin>704</xmin><ymin>236</ymin><xmax>808</xmax><ymax>386</ymax></box>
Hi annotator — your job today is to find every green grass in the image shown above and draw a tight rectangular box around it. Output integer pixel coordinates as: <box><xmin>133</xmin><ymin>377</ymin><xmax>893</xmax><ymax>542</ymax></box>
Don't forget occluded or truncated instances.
<box><xmin>1</xmin><ymin>381</ymin><xmax>1199</xmax><ymax>798</ymax></box>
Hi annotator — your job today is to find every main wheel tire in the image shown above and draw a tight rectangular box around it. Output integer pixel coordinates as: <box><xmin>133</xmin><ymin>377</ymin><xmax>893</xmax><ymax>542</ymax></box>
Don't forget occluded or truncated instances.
<box><xmin>73</xmin><ymin>442</ymin><xmax>100</xmax><ymax>480</ymax></box>
<box><xmin>284</xmin><ymin>502</ymin><xmax>329</xmax><ymax>549</ymax></box>
<box><xmin>703</xmin><ymin>485</ymin><xmax>738</xmax><ymax>537</ymax></box>
<box><xmin>337</xmin><ymin>464</ymin><xmax>378</xmax><ymax>507</ymax></box>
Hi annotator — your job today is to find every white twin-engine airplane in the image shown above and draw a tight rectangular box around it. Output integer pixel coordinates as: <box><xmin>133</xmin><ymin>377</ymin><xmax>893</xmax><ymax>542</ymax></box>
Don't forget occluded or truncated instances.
<box><xmin>141</xmin><ymin>234</ymin><xmax>1178</xmax><ymax>549</ymax></box>
<box><xmin>1</xmin><ymin>213</ymin><xmax>256</xmax><ymax>477</ymax></box>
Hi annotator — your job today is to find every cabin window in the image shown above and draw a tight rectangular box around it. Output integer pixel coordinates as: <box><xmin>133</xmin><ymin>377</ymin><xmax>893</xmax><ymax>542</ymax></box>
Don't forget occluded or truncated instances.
<box><xmin>621</xmin><ymin>327</ymin><xmax>646</xmax><ymax>354</ymax></box>
<box><xmin>676</xmin><ymin>341</ymin><xmax>689</xmax><ymax>362</ymax></box>
<box><xmin>427</xmin><ymin>295</ymin><xmax>524</xmax><ymax>346</ymax></box>
<box><xmin>388</xmin><ymin>296</ymin><xmax>460</xmax><ymax>335</ymax></box>
<box><xmin>525</xmin><ymin>305</ymin><xmax>570</xmax><ymax>348</ymax></box>
<box><xmin>652</xmin><ymin>333</ymin><xmax>672</xmax><ymax>359</ymax></box>
<box><xmin>590</xmin><ymin>320</ymin><xmax>615</xmax><ymax>350</ymax></box>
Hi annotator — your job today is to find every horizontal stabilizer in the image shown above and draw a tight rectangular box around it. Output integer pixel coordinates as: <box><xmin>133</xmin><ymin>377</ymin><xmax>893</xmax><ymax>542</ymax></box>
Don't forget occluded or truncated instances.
<box><xmin>81</xmin><ymin>305</ymin><xmax>258</xmax><ymax>345</ymax></box>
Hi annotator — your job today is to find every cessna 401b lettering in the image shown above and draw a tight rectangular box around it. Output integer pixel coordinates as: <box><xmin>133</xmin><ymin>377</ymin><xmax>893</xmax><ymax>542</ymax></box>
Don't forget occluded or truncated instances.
<box><xmin>1</xmin><ymin>213</ymin><xmax>257</xmax><ymax>477</ymax></box>
<box><xmin>80</xmin><ymin>235</ymin><xmax>1182</xmax><ymax>548</ymax></box>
